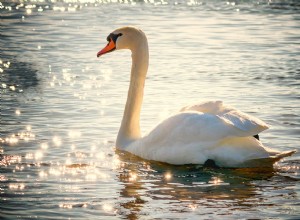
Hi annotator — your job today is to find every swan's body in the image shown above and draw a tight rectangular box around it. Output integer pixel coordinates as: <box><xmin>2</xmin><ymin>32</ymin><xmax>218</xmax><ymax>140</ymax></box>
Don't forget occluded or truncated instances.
<box><xmin>97</xmin><ymin>26</ymin><xmax>295</xmax><ymax>168</ymax></box>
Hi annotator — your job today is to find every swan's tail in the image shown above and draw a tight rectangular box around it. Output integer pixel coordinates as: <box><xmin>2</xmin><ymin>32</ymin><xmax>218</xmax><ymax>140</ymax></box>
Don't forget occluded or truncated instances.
<box><xmin>243</xmin><ymin>150</ymin><xmax>297</xmax><ymax>168</ymax></box>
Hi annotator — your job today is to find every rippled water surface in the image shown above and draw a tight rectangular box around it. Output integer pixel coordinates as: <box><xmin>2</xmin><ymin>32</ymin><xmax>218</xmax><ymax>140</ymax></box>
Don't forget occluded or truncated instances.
<box><xmin>1</xmin><ymin>0</ymin><xmax>300</xmax><ymax>219</ymax></box>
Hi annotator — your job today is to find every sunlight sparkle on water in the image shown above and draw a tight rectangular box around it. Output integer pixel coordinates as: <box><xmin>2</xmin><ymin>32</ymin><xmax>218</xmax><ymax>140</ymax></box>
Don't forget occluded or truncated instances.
<box><xmin>53</xmin><ymin>6</ymin><xmax>66</xmax><ymax>12</ymax></box>
<box><xmin>85</xmin><ymin>173</ymin><xmax>97</xmax><ymax>181</ymax></box>
<box><xmin>49</xmin><ymin>167</ymin><xmax>63</xmax><ymax>176</ymax></box>
<box><xmin>15</xmin><ymin>165</ymin><xmax>25</xmax><ymax>171</ymax></box>
<box><xmin>25</xmin><ymin>153</ymin><xmax>34</xmax><ymax>160</ymax></box>
<box><xmin>9</xmin><ymin>183</ymin><xmax>25</xmax><ymax>190</ymax></box>
<box><xmin>26</xmin><ymin>8</ymin><xmax>32</xmax><ymax>14</ymax></box>
<box><xmin>59</xmin><ymin>203</ymin><xmax>73</xmax><ymax>209</ymax></box>
<box><xmin>0</xmin><ymin>175</ymin><xmax>7</xmax><ymax>181</ymax></box>
<box><xmin>39</xmin><ymin>170</ymin><xmax>48</xmax><ymax>178</ymax></box>
<box><xmin>96</xmin><ymin>152</ymin><xmax>105</xmax><ymax>160</ymax></box>
<box><xmin>52</xmin><ymin>136</ymin><xmax>62</xmax><ymax>147</ymax></box>
<box><xmin>5</xmin><ymin>136</ymin><xmax>18</xmax><ymax>145</ymax></box>
<box><xmin>129</xmin><ymin>172</ymin><xmax>138</xmax><ymax>182</ymax></box>
<box><xmin>41</xmin><ymin>143</ymin><xmax>48</xmax><ymax>150</ymax></box>
<box><xmin>65</xmin><ymin>158</ymin><xmax>72</xmax><ymax>165</ymax></box>
<box><xmin>35</xmin><ymin>151</ymin><xmax>44</xmax><ymax>160</ymax></box>
<box><xmin>9</xmin><ymin>85</ymin><xmax>15</xmax><ymax>91</ymax></box>
<box><xmin>102</xmin><ymin>203</ymin><xmax>114</xmax><ymax>213</ymax></box>
<box><xmin>188</xmin><ymin>203</ymin><xmax>198</xmax><ymax>211</ymax></box>
<box><xmin>164</xmin><ymin>172</ymin><xmax>172</xmax><ymax>180</ymax></box>
<box><xmin>209</xmin><ymin>177</ymin><xmax>228</xmax><ymax>186</ymax></box>
<box><xmin>112</xmin><ymin>157</ymin><xmax>121</xmax><ymax>170</ymax></box>
<box><xmin>15</xmin><ymin>109</ymin><xmax>21</xmax><ymax>115</ymax></box>
<box><xmin>68</xmin><ymin>130</ymin><xmax>81</xmax><ymax>138</ymax></box>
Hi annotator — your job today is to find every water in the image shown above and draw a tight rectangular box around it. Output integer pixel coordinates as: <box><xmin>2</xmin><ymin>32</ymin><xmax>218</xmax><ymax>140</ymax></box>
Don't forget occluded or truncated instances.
<box><xmin>1</xmin><ymin>0</ymin><xmax>300</xmax><ymax>219</ymax></box>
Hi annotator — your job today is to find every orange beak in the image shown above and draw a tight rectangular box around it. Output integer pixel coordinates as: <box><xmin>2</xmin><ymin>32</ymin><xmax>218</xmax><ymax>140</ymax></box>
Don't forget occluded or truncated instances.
<box><xmin>97</xmin><ymin>38</ymin><xmax>116</xmax><ymax>57</ymax></box>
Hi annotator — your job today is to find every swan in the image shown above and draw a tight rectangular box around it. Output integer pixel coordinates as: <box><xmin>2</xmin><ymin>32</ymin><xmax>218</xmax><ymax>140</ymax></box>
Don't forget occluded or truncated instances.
<box><xmin>97</xmin><ymin>26</ymin><xmax>296</xmax><ymax>168</ymax></box>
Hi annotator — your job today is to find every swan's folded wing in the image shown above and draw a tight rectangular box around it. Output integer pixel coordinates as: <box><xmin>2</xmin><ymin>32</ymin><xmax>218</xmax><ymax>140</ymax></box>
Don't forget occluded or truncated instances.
<box><xmin>144</xmin><ymin>111</ymin><xmax>254</xmax><ymax>146</ymax></box>
<box><xmin>180</xmin><ymin>100</ymin><xmax>269</xmax><ymax>136</ymax></box>
<box><xmin>221</xmin><ymin>109</ymin><xmax>269</xmax><ymax>136</ymax></box>
<box><xmin>130</xmin><ymin>112</ymin><xmax>268</xmax><ymax>165</ymax></box>
<box><xmin>180</xmin><ymin>100</ymin><xmax>228</xmax><ymax>115</ymax></box>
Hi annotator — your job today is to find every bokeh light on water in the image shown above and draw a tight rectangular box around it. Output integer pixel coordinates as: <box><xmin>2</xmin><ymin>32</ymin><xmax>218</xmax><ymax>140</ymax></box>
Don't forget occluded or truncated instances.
<box><xmin>1</xmin><ymin>0</ymin><xmax>300</xmax><ymax>219</ymax></box>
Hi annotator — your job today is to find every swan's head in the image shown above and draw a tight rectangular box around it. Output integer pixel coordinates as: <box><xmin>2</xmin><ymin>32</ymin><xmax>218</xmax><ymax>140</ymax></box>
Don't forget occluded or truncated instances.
<box><xmin>97</xmin><ymin>26</ymin><xmax>147</xmax><ymax>57</ymax></box>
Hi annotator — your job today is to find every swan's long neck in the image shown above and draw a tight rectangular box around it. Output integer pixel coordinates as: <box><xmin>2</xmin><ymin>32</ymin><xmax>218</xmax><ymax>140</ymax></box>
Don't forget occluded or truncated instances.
<box><xmin>117</xmin><ymin>36</ymin><xmax>149</xmax><ymax>148</ymax></box>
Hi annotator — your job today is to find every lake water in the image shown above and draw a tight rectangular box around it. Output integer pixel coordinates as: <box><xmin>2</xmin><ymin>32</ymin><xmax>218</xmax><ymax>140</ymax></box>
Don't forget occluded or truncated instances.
<box><xmin>1</xmin><ymin>0</ymin><xmax>300</xmax><ymax>219</ymax></box>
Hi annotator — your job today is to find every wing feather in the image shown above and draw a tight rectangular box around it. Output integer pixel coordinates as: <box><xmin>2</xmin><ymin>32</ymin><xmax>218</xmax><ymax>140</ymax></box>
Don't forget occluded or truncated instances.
<box><xmin>180</xmin><ymin>101</ymin><xmax>269</xmax><ymax>136</ymax></box>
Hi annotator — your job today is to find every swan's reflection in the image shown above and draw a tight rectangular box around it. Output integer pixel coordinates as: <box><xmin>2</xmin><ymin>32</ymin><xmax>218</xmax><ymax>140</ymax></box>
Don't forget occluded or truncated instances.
<box><xmin>116</xmin><ymin>150</ymin><xmax>297</xmax><ymax>219</ymax></box>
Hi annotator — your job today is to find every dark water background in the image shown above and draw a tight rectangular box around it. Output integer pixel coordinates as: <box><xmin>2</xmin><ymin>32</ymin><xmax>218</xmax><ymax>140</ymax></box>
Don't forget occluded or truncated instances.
<box><xmin>1</xmin><ymin>0</ymin><xmax>300</xmax><ymax>219</ymax></box>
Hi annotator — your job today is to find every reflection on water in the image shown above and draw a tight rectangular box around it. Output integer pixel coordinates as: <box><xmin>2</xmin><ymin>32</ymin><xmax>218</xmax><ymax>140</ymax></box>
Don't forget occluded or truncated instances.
<box><xmin>115</xmin><ymin>151</ymin><xmax>299</xmax><ymax>219</ymax></box>
<box><xmin>1</xmin><ymin>0</ymin><xmax>300</xmax><ymax>219</ymax></box>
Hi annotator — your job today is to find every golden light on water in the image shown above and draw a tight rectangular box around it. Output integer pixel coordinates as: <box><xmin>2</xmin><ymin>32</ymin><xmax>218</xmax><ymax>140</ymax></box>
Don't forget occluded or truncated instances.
<box><xmin>59</xmin><ymin>203</ymin><xmax>73</xmax><ymax>209</ymax></box>
<box><xmin>68</xmin><ymin>130</ymin><xmax>82</xmax><ymax>138</ymax></box>
<box><xmin>96</xmin><ymin>152</ymin><xmax>105</xmax><ymax>160</ymax></box>
<box><xmin>209</xmin><ymin>177</ymin><xmax>225</xmax><ymax>185</ymax></box>
<box><xmin>0</xmin><ymin>175</ymin><xmax>7</xmax><ymax>181</ymax></box>
<box><xmin>5</xmin><ymin>136</ymin><xmax>18</xmax><ymax>145</ymax></box>
<box><xmin>25</xmin><ymin>153</ymin><xmax>34</xmax><ymax>160</ymax></box>
<box><xmin>52</xmin><ymin>136</ymin><xmax>62</xmax><ymax>147</ymax></box>
<box><xmin>39</xmin><ymin>170</ymin><xmax>48</xmax><ymax>178</ymax></box>
<box><xmin>9</xmin><ymin>183</ymin><xmax>25</xmax><ymax>190</ymax></box>
<box><xmin>85</xmin><ymin>173</ymin><xmax>97</xmax><ymax>181</ymax></box>
<box><xmin>65</xmin><ymin>158</ymin><xmax>72</xmax><ymax>165</ymax></box>
<box><xmin>49</xmin><ymin>167</ymin><xmax>63</xmax><ymax>176</ymax></box>
<box><xmin>188</xmin><ymin>203</ymin><xmax>198</xmax><ymax>211</ymax></box>
<box><xmin>164</xmin><ymin>172</ymin><xmax>172</xmax><ymax>180</ymax></box>
<box><xmin>34</xmin><ymin>151</ymin><xmax>44</xmax><ymax>160</ymax></box>
<box><xmin>26</xmin><ymin>8</ymin><xmax>32</xmax><ymax>14</ymax></box>
<box><xmin>128</xmin><ymin>172</ymin><xmax>138</xmax><ymax>182</ymax></box>
<box><xmin>41</xmin><ymin>143</ymin><xmax>48</xmax><ymax>150</ymax></box>
<box><xmin>9</xmin><ymin>85</ymin><xmax>15</xmax><ymax>91</ymax></box>
<box><xmin>15</xmin><ymin>109</ymin><xmax>21</xmax><ymax>115</ymax></box>
<box><xmin>102</xmin><ymin>203</ymin><xmax>114</xmax><ymax>213</ymax></box>
<box><xmin>15</xmin><ymin>165</ymin><xmax>25</xmax><ymax>171</ymax></box>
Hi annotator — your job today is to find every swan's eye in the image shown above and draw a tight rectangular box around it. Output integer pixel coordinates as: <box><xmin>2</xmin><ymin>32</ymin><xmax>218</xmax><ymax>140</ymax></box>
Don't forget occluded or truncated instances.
<box><xmin>106</xmin><ymin>33</ymin><xmax>123</xmax><ymax>43</ymax></box>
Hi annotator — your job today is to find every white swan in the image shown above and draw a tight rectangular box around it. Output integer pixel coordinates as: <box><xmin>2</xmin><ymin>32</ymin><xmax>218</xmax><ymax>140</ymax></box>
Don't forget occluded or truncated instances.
<box><xmin>97</xmin><ymin>26</ymin><xmax>296</xmax><ymax>168</ymax></box>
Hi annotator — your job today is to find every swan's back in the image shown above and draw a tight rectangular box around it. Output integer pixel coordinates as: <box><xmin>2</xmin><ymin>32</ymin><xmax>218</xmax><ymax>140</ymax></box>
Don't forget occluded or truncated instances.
<box><xmin>181</xmin><ymin>101</ymin><xmax>269</xmax><ymax>136</ymax></box>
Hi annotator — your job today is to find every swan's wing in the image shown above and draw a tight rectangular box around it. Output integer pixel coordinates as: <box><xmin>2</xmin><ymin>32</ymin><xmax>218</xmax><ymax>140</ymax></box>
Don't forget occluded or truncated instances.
<box><xmin>144</xmin><ymin>111</ymin><xmax>252</xmax><ymax>146</ymax></box>
<box><xmin>180</xmin><ymin>100</ymin><xmax>230</xmax><ymax>115</ymax></box>
<box><xmin>127</xmin><ymin>112</ymin><xmax>269</xmax><ymax>166</ymax></box>
<box><xmin>180</xmin><ymin>101</ymin><xmax>269</xmax><ymax>136</ymax></box>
